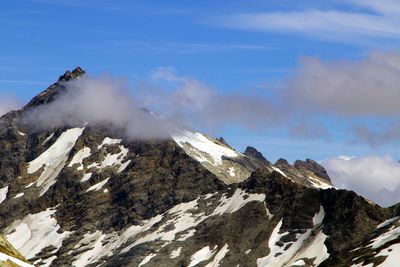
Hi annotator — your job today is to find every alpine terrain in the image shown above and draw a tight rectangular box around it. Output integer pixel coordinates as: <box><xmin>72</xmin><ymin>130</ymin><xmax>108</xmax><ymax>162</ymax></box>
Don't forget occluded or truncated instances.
<box><xmin>0</xmin><ymin>68</ymin><xmax>400</xmax><ymax>267</ymax></box>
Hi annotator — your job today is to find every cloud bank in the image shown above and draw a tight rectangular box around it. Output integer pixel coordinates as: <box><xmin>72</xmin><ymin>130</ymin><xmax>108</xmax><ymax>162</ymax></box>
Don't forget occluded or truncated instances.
<box><xmin>22</xmin><ymin>76</ymin><xmax>172</xmax><ymax>139</ymax></box>
<box><xmin>322</xmin><ymin>155</ymin><xmax>400</xmax><ymax>207</ymax></box>
<box><xmin>284</xmin><ymin>52</ymin><xmax>400</xmax><ymax>117</ymax></box>
<box><xmin>21</xmin><ymin>50</ymin><xmax>400</xmax><ymax>145</ymax></box>
<box><xmin>22</xmin><ymin>70</ymin><xmax>279</xmax><ymax>139</ymax></box>
<box><xmin>280</xmin><ymin>51</ymin><xmax>400</xmax><ymax>145</ymax></box>
<box><xmin>144</xmin><ymin>67</ymin><xmax>280</xmax><ymax>130</ymax></box>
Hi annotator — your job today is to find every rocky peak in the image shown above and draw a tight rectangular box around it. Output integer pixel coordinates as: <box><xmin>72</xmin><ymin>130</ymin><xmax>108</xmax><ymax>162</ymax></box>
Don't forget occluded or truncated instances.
<box><xmin>1</xmin><ymin>68</ymin><xmax>400</xmax><ymax>267</ymax></box>
<box><xmin>23</xmin><ymin>67</ymin><xmax>85</xmax><ymax>110</ymax></box>
<box><xmin>57</xmin><ymin>66</ymin><xmax>85</xmax><ymax>82</ymax></box>
<box><xmin>244</xmin><ymin>146</ymin><xmax>269</xmax><ymax>164</ymax></box>
<box><xmin>275</xmin><ymin>158</ymin><xmax>290</xmax><ymax>167</ymax></box>
<box><xmin>294</xmin><ymin>158</ymin><xmax>331</xmax><ymax>182</ymax></box>
<box><xmin>216</xmin><ymin>137</ymin><xmax>232</xmax><ymax>149</ymax></box>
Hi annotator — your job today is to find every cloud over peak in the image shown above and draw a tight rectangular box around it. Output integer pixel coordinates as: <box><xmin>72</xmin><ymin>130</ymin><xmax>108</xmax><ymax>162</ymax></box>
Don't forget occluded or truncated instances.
<box><xmin>322</xmin><ymin>155</ymin><xmax>400</xmax><ymax>207</ymax></box>
<box><xmin>22</xmin><ymin>76</ymin><xmax>172</xmax><ymax>139</ymax></box>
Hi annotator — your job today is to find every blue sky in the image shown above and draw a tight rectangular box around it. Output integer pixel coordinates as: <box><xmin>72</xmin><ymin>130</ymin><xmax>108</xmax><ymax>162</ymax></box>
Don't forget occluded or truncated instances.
<box><xmin>1</xmin><ymin>0</ymin><xmax>400</xmax><ymax>164</ymax></box>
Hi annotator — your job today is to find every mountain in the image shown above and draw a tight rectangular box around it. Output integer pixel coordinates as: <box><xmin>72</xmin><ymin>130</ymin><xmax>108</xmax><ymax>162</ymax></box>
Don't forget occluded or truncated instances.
<box><xmin>0</xmin><ymin>68</ymin><xmax>399</xmax><ymax>267</ymax></box>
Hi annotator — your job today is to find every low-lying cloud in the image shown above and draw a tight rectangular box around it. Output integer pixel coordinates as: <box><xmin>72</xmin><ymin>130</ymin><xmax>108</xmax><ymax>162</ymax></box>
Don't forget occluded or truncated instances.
<box><xmin>19</xmin><ymin>50</ymin><xmax>400</xmax><ymax>146</ymax></box>
<box><xmin>21</xmin><ymin>69</ymin><xmax>279</xmax><ymax>139</ymax></box>
<box><xmin>322</xmin><ymin>155</ymin><xmax>400</xmax><ymax>207</ymax></box>
<box><xmin>143</xmin><ymin>67</ymin><xmax>280</xmax><ymax>130</ymax></box>
<box><xmin>22</xmin><ymin>76</ymin><xmax>172</xmax><ymax>139</ymax></box>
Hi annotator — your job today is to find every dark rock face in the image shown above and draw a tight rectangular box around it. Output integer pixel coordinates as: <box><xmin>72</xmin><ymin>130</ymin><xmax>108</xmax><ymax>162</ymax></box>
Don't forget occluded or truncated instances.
<box><xmin>0</xmin><ymin>68</ymin><xmax>398</xmax><ymax>267</ymax></box>
<box><xmin>23</xmin><ymin>67</ymin><xmax>85</xmax><ymax>110</ymax></box>
<box><xmin>244</xmin><ymin>146</ymin><xmax>270</xmax><ymax>165</ymax></box>
<box><xmin>294</xmin><ymin>159</ymin><xmax>331</xmax><ymax>183</ymax></box>
<box><xmin>275</xmin><ymin>158</ymin><xmax>290</xmax><ymax>167</ymax></box>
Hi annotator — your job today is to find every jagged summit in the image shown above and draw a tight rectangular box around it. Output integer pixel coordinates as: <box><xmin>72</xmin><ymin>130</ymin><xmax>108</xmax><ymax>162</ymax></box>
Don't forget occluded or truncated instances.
<box><xmin>57</xmin><ymin>66</ymin><xmax>85</xmax><ymax>82</ymax></box>
<box><xmin>244</xmin><ymin>146</ymin><xmax>269</xmax><ymax>164</ymax></box>
<box><xmin>23</xmin><ymin>67</ymin><xmax>85</xmax><ymax>110</ymax></box>
<box><xmin>0</xmin><ymin>69</ymin><xmax>398</xmax><ymax>266</ymax></box>
<box><xmin>294</xmin><ymin>158</ymin><xmax>331</xmax><ymax>183</ymax></box>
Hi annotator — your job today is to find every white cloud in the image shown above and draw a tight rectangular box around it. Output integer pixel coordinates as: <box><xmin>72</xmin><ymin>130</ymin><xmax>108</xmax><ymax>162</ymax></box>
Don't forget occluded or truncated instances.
<box><xmin>210</xmin><ymin>0</ymin><xmax>400</xmax><ymax>43</ymax></box>
<box><xmin>148</xmin><ymin>67</ymin><xmax>279</xmax><ymax>129</ymax></box>
<box><xmin>22</xmin><ymin>76</ymin><xmax>172</xmax><ymax>139</ymax></box>
<box><xmin>322</xmin><ymin>155</ymin><xmax>400</xmax><ymax>207</ymax></box>
<box><xmin>284</xmin><ymin>51</ymin><xmax>400</xmax><ymax>117</ymax></box>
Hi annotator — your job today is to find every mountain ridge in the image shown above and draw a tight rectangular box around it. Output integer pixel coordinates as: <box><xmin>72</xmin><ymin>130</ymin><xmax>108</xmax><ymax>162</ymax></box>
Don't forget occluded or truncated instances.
<box><xmin>0</xmin><ymin>68</ymin><xmax>398</xmax><ymax>267</ymax></box>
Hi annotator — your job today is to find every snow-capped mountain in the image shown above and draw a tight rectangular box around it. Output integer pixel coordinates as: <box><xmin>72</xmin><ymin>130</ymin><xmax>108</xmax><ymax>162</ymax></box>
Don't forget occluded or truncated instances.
<box><xmin>0</xmin><ymin>68</ymin><xmax>398</xmax><ymax>266</ymax></box>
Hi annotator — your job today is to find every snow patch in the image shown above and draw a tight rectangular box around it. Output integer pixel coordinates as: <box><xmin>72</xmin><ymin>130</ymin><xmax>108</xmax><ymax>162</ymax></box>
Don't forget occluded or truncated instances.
<box><xmin>81</xmin><ymin>173</ymin><xmax>92</xmax><ymax>182</ymax></box>
<box><xmin>138</xmin><ymin>253</ymin><xmax>157</xmax><ymax>267</ymax></box>
<box><xmin>42</xmin><ymin>133</ymin><xmax>54</xmax><ymax>145</ymax></box>
<box><xmin>0</xmin><ymin>251</ymin><xmax>33</xmax><ymax>267</ymax></box>
<box><xmin>89</xmin><ymin>145</ymin><xmax>130</xmax><ymax>173</ymax></box>
<box><xmin>28</xmin><ymin>127</ymin><xmax>84</xmax><ymax>196</ymax></box>
<box><xmin>271</xmin><ymin>166</ymin><xmax>287</xmax><ymax>177</ymax></box>
<box><xmin>122</xmin><ymin>189</ymin><xmax>265</xmax><ymax>253</ymax></box>
<box><xmin>373</xmin><ymin>243</ymin><xmax>400</xmax><ymax>267</ymax></box>
<box><xmin>370</xmin><ymin>223</ymin><xmax>400</xmax><ymax>249</ymax></box>
<box><xmin>98</xmin><ymin>137</ymin><xmax>121</xmax><ymax>149</ymax></box>
<box><xmin>228</xmin><ymin>167</ymin><xmax>236</xmax><ymax>177</ymax></box>
<box><xmin>257</xmin><ymin>206</ymin><xmax>329</xmax><ymax>267</ymax></box>
<box><xmin>172</xmin><ymin>130</ymin><xmax>239</xmax><ymax>165</ymax></box>
<box><xmin>5</xmin><ymin>207</ymin><xmax>71</xmax><ymax>262</ymax></box>
<box><xmin>205</xmin><ymin>244</ymin><xmax>229</xmax><ymax>267</ymax></box>
<box><xmin>292</xmin><ymin>259</ymin><xmax>306</xmax><ymax>266</ymax></box>
<box><xmin>213</xmin><ymin>188</ymin><xmax>265</xmax><ymax>215</ymax></box>
<box><xmin>14</xmin><ymin>193</ymin><xmax>24</xmax><ymax>199</ymax></box>
<box><xmin>170</xmin><ymin>247</ymin><xmax>182</xmax><ymax>259</ymax></box>
<box><xmin>271</xmin><ymin>166</ymin><xmax>295</xmax><ymax>182</ymax></box>
<box><xmin>188</xmin><ymin>245</ymin><xmax>217</xmax><ymax>267</ymax></box>
<box><xmin>377</xmin><ymin>216</ymin><xmax>400</xmax><ymax>229</ymax></box>
<box><xmin>0</xmin><ymin>186</ymin><xmax>8</xmax><ymax>204</ymax></box>
<box><xmin>25</xmin><ymin>182</ymin><xmax>35</xmax><ymax>188</ymax></box>
<box><xmin>72</xmin><ymin>231</ymin><xmax>107</xmax><ymax>267</ymax></box>
<box><xmin>313</xmin><ymin>205</ymin><xmax>325</xmax><ymax>226</ymax></box>
<box><xmin>86</xmin><ymin>178</ymin><xmax>109</xmax><ymax>192</ymax></box>
<box><xmin>308</xmin><ymin>176</ymin><xmax>333</xmax><ymax>190</ymax></box>
<box><xmin>68</xmin><ymin>147</ymin><xmax>91</xmax><ymax>170</ymax></box>
<box><xmin>73</xmin><ymin>215</ymin><xmax>163</xmax><ymax>266</ymax></box>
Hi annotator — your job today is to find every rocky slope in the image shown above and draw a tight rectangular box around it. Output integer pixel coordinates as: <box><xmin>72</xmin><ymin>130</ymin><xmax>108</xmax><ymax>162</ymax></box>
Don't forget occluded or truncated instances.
<box><xmin>0</xmin><ymin>234</ymin><xmax>32</xmax><ymax>267</ymax></box>
<box><xmin>0</xmin><ymin>68</ymin><xmax>398</xmax><ymax>266</ymax></box>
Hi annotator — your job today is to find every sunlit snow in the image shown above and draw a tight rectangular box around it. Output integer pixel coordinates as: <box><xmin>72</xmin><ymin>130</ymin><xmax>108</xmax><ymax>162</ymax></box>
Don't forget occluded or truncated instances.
<box><xmin>5</xmin><ymin>207</ymin><xmax>71</xmax><ymax>266</ymax></box>
<box><xmin>28</xmin><ymin>127</ymin><xmax>84</xmax><ymax>196</ymax></box>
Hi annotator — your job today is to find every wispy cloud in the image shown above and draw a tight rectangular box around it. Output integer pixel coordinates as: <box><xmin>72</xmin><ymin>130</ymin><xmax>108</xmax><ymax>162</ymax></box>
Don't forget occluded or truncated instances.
<box><xmin>351</xmin><ymin>123</ymin><xmax>400</xmax><ymax>146</ymax></box>
<box><xmin>283</xmin><ymin>51</ymin><xmax>400</xmax><ymax>117</ymax></box>
<box><xmin>68</xmin><ymin>40</ymin><xmax>276</xmax><ymax>55</ymax></box>
<box><xmin>105</xmin><ymin>41</ymin><xmax>275</xmax><ymax>53</ymax></box>
<box><xmin>209</xmin><ymin>0</ymin><xmax>400</xmax><ymax>43</ymax></box>
<box><xmin>147</xmin><ymin>67</ymin><xmax>280</xmax><ymax>129</ymax></box>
